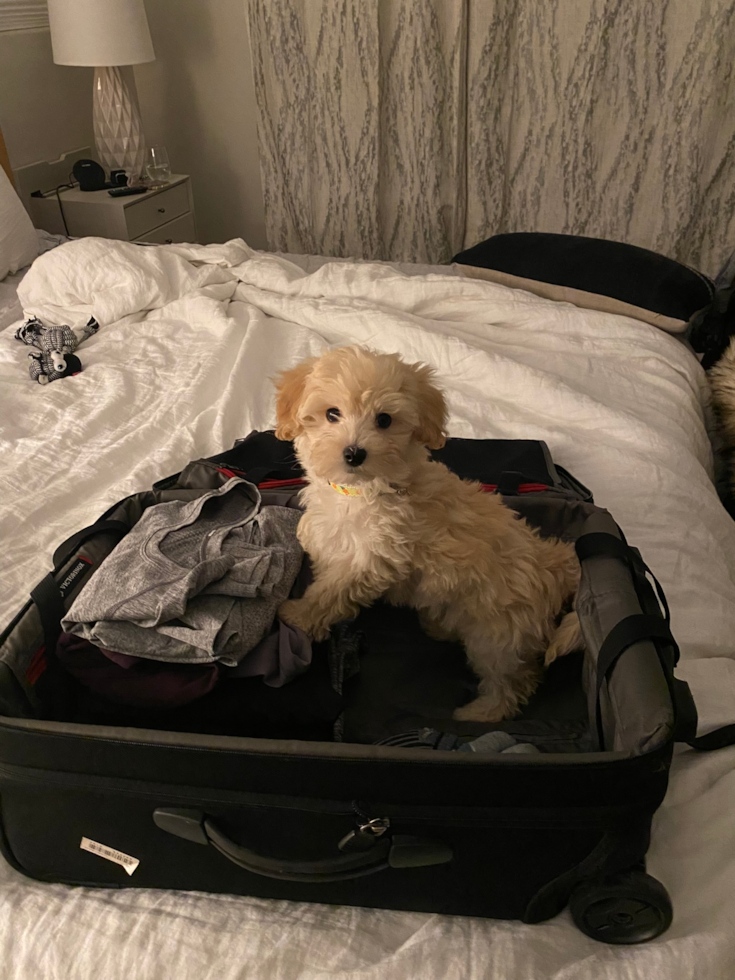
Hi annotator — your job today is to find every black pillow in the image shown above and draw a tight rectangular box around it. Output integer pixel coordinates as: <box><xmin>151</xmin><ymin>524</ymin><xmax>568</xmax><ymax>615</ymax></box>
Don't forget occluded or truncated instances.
<box><xmin>453</xmin><ymin>232</ymin><xmax>714</xmax><ymax>323</ymax></box>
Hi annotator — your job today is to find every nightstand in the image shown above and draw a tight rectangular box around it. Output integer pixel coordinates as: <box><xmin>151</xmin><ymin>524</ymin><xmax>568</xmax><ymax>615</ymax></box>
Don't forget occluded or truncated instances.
<box><xmin>29</xmin><ymin>175</ymin><xmax>197</xmax><ymax>244</ymax></box>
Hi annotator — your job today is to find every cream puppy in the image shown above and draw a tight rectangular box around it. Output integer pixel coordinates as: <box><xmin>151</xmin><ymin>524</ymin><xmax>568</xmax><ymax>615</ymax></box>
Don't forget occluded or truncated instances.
<box><xmin>275</xmin><ymin>346</ymin><xmax>581</xmax><ymax>722</ymax></box>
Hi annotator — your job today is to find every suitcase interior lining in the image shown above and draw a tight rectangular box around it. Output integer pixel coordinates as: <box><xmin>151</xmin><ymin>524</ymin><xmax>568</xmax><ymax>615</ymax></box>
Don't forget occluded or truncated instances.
<box><xmin>43</xmin><ymin>601</ymin><xmax>592</xmax><ymax>754</ymax></box>
<box><xmin>340</xmin><ymin>603</ymin><xmax>593</xmax><ymax>753</ymax></box>
<box><xmin>0</xmin><ymin>489</ymin><xmax>675</xmax><ymax>760</ymax></box>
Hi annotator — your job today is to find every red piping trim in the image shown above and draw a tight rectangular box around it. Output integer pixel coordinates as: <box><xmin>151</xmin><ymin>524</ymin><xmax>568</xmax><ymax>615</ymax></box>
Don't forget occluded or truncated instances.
<box><xmin>257</xmin><ymin>478</ymin><xmax>307</xmax><ymax>489</ymax></box>
<box><xmin>26</xmin><ymin>645</ymin><xmax>47</xmax><ymax>685</ymax></box>
<box><xmin>218</xmin><ymin>468</ymin><xmax>549</xmax><ymax>494</ymax></box>
<box><xmin>481</xmin><ymin>483</ymin><xmax>550</xmax><ymax>494</ymax></box>
<box><xmin>216</xmin><ymin>468</ymin><xmax>305</xmax><ymax>490</ymax></box>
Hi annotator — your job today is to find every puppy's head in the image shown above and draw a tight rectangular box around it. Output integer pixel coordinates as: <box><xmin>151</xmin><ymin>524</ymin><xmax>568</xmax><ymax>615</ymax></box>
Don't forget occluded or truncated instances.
<box><xmin>274</xmin><ymin>346</ymin><xmax>447</xmax><ymax>487</ymax></box>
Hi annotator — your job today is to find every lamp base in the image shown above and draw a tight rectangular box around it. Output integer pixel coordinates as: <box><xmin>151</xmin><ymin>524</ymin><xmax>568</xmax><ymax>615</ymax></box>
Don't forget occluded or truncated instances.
<box><xmin>92</xmin><ymin>66</ymin><xmax>146</xmax><ymax>181</ymax></box>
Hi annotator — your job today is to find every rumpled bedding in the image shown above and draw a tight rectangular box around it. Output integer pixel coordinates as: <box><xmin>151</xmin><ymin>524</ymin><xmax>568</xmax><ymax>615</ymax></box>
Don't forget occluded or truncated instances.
<box><xmin>1</xmin><ymin>236</ymin><xmax>734</xmax><ymax>980</ymax></box>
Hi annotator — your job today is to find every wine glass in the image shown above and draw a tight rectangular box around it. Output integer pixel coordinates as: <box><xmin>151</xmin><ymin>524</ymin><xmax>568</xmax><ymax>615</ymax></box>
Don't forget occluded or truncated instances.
<box><xmin>146</xmin><ymin>145</ymin><xmax>171</xmax><ymax>186</ymax></box>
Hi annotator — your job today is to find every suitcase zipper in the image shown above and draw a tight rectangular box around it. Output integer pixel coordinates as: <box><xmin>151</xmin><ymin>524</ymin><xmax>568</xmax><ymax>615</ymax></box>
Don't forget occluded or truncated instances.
<box><xmin>0</xmin><ymin>762</ymin><xmax>355</xmax><ymax>816</ymax></box>
<box><xmin>0</xmin><ymin>762</ymin><xmax>641</xmax><ymax>830</ymax></box>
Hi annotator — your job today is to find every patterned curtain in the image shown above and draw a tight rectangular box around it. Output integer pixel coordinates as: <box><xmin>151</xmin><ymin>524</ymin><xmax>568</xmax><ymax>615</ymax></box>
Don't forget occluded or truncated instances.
<box><xmin>248</xmin><ymin>0</ymin><xmax>735</xmax><ymax>275</ymax></box>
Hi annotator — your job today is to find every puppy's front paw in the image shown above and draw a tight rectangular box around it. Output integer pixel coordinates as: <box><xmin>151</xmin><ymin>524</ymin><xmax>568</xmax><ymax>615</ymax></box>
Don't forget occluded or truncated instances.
<box><xmin>308</xmin><ymin>622</ymin><xmax>330</xmax><ymax>642</ymax></box>
<box><xmin>278</xmin><ymin>599</ymin><xmax>330</xmax><ymax>641</ymax></box>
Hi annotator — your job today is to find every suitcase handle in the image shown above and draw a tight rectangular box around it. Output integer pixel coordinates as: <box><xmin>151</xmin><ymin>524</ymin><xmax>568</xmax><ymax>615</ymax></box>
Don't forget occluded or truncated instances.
<box><xmin>153</xmin><ymin>807</ymin><xmax>452</xmax><ymax>883</ymax></box>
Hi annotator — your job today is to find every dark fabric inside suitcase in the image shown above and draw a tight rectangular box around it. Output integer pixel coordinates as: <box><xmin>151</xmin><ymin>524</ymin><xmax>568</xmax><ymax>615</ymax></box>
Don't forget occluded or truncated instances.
<box><xmin>47</xmin><ymin>588</ymin><xmax>591</xmax><ymax>751</ymax></box>
<box><xmin>340</xmin><ymin>604</ymin><xmax>590</xmax><ymax>751</ymax></box>
<box><xmin>38</xmin><ymin>490</ymin><xmax>597</xmax><ymax>754</ymax></box>
<box><xmin>0</xmin><ymin>432</ymin><xmax>674</xmax><ymax>761</ymax></box>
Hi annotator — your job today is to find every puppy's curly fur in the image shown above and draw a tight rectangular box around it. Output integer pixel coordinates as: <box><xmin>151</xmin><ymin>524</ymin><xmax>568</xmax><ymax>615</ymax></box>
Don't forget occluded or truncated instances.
<box><xmin>275</xmin><ymin>346</ymin><xmax>581</xmax><ymax>723</ymax></box>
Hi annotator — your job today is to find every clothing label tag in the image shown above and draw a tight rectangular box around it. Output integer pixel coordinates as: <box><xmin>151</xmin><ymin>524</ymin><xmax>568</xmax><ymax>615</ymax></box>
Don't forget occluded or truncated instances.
<box><xmin>59</xmin><ymin>557</ymin><xmax>93</xmax><ymax>600</ymax></box>
<box><xmin>80</xmin><ymin>837</ymin><xmax>140</xmax><ymax>875</ymax></box>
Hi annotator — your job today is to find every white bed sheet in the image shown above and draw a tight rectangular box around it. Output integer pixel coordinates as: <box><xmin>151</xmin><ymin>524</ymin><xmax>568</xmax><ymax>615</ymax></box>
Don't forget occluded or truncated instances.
<box><xmin>1</xmin><ymin>237</ymin><xmax>735</xmax><ymax>980</ymax></box>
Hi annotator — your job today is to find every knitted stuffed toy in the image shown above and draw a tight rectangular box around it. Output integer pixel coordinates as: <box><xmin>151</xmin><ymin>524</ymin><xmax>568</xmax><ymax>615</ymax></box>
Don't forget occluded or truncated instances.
<box><xmin>15</xmin><ymin>316</ymin><xmax>98</xmax><ymax>385</ymax></box>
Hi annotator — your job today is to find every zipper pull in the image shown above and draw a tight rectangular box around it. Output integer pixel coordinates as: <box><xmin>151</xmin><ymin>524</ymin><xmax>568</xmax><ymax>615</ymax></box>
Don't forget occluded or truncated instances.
<box><xmin>338</xmin><ymin>804</ymin><xmax>391</xmax><ymax>852</ymax></box>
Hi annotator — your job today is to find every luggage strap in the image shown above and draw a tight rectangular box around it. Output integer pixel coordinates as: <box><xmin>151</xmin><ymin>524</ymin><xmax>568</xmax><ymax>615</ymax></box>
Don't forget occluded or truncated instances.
<box><xmin>575</xmin><ymin>531</ymin><xmax>734</xmax><ymax>751</ymax></box>
<box><xmin>30</xmin><ymin>574</ymin><xmax>65</xmax><ymax>663</ymax></box>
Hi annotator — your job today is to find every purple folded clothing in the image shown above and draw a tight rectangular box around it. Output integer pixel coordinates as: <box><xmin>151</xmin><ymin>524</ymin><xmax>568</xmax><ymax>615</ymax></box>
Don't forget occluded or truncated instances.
<box><xmin>56</xmin><ymin>633</ymin><xmax>219</xmax><ymax>709</ymax></box>
<box><xmin>227</xmin><ymin>619</ymin><xmax>312</xmax><ymax>687</ymax></box>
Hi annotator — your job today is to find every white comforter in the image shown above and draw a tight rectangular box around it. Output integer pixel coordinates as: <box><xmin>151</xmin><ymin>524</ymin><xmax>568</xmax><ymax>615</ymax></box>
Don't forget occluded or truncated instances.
<box><xmin>1</xmin><ymin>237</ymin><xmax>734</xmax><ymax>980</ymax></box>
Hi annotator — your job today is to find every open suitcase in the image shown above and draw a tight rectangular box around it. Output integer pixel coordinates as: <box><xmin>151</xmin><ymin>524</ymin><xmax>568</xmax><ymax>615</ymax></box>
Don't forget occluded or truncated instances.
<box><xmin>0</xmin><ymin>432</ymin><xmax>725</xmax><ymax>944</ymax></box>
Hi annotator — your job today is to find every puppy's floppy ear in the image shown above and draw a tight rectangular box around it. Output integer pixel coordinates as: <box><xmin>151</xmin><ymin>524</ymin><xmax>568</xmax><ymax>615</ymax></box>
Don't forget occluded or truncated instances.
<box><xmin>409</xmin><ymin>362</ymin><xmax>447</xmax><ymax>450</ymax></box>
<box><xmin>273</xmin><ymin>358</ymin><xmax>316</xmax><ymax>441</ymax></box>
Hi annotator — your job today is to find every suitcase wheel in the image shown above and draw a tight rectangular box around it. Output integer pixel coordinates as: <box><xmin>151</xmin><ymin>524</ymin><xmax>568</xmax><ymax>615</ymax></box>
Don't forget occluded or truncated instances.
<box><xmin>569</xmin><ymin>870</ymin><xmax>673</xmax><ymax>944</ymax></box>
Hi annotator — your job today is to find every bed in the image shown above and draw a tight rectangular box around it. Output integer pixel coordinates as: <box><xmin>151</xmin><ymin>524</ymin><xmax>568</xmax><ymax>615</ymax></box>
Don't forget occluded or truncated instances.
<box><xmin>1</xmin><ymin>163</ymin><xmax>735</xmax><ymax>979</ymax></box>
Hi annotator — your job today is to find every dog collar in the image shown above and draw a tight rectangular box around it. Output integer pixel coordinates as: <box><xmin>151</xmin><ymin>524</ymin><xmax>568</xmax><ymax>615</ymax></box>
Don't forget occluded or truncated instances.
<box><xmin>328</xmin><ymin>482</ymin><xmax>409</xmax><ymax>498</ymax></box>
<box><xmin>329</xmin><ymin>482</ymin><xmax>363</xmax><ymax>497</ymax></box>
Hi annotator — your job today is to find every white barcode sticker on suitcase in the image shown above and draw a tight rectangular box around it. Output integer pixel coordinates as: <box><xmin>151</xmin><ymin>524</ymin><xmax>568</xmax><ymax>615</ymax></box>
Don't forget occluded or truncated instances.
<box><xmin>80</xmin><ymin>837</ymin><xmax>140</xmax><ymax>875</ymax></box>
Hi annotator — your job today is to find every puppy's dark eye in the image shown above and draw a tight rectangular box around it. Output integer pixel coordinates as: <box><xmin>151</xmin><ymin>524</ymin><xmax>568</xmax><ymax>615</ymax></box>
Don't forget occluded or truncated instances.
<box><xmin>326</xmin><ymin>407</ymin><xmax>341</xmax><ymax>423</ymax></box>
<box><xmin>376</xmin><ymin>413</ymin><xmax>392</xmax><ymax>429</ymax></box>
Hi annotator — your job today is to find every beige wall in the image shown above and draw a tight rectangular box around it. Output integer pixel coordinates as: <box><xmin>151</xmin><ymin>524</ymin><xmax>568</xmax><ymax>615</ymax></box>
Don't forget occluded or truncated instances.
<box><xmin>0</xmin><ymin>28</ymin><xmax>94</xmax><ymax>169</ymax></box>
<box><xmin>0</xmin><ymin>4</ymin><xmax>267</xmax><ymax>248</ymax></box>
<box><xmin>134</xmin><ymin>0</ymin><xmax>267</xmax><ymax>248</ymax></box>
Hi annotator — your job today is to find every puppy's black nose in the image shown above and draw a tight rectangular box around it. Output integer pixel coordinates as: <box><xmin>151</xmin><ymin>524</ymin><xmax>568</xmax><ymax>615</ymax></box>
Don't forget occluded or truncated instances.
<box><xmin>343</xmin><ymin>445</ymin><xmax>367</xmax><ymax>467</ymax></box>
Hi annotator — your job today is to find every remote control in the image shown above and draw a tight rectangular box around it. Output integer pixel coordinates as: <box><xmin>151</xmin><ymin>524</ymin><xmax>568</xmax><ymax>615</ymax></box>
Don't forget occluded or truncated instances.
<box><xmin>108</xmin><ymin>186</ymin><xmax>148</xmax><ymax>197</ymax></box>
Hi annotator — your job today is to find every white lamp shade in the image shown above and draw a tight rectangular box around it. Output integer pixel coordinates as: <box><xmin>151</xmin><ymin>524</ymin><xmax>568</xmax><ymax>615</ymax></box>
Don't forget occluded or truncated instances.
<box><xmin>48</xmin><ymin>0</ymin><xmax>155</xmax><ymax>67</ymax></box>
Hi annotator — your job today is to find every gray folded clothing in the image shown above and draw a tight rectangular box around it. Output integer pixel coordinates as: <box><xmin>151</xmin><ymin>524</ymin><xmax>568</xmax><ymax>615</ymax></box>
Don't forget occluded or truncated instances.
<box><xmin>63</xmin><ymin>478</ymin><xmax>303</xmax><ymax>666</ymax></box>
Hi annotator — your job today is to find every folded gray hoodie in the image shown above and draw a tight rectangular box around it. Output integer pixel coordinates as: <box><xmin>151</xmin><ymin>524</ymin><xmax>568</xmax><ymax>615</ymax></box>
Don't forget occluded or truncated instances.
<box><xmin>63</xmin><ymin>478</ymin><xmax>303</xmax><ymax>666</ymax></box>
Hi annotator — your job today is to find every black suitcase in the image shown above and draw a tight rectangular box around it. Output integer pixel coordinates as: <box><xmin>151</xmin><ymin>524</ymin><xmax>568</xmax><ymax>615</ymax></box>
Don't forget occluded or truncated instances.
<box><xmin>0</xmin><ymin>433</ymin><xmax>723</xmax><ymax>944</ymax></box>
